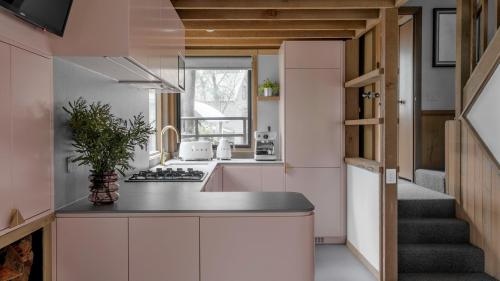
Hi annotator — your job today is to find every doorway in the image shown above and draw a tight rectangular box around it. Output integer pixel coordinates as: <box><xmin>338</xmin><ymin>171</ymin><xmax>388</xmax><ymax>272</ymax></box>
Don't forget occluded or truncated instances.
<box><xmin>398</xmin><ymin>7</ymin><xmax>422</xmax><ymax>182</ymax></box>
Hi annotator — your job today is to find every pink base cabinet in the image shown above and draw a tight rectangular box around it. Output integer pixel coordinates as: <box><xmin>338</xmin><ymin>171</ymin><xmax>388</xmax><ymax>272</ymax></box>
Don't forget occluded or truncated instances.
<box><xmin>56</xmin><ymin>214</ymin><xmax>314</xmax><ymax>281</ymax></box>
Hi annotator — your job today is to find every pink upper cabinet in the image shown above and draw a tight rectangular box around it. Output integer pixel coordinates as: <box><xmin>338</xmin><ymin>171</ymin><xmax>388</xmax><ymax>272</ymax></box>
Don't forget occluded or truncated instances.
<box><xmin>0</xmin><ymin>42</ymin><xmax>12</xmax><ymax>231</ymax></box>
<box><xmin>11</xmin><ymin>47</ymin><xmax>53</xmax><ymax>220</ymax></box>
<box><xmin>285</xmin><ymin>68</ymin><xmax>342</xmax><ymax>168</ymax></box>
<box><xmin>284</xmin><ymin>41</ymin><xmax>342</xmax><ymax>69</ymax></box>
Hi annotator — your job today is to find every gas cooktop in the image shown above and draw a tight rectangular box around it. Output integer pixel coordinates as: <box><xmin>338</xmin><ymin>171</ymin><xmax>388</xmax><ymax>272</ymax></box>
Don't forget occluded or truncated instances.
<box><xmin>126</xmin><ymin>167</ymin><xmax>207</xmax><ymax>182</ymax></box>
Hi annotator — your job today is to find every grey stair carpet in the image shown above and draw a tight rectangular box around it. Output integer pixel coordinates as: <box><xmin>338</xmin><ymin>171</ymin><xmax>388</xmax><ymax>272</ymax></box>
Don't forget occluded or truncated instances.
<box><xmin>399</xmin><ymin>218</ymin><xmax>469</xmax><ymax>244</ymax></box>
<box><xmin>398</xmin><ymin>196</ymin><xmax>498</xmax><ymax>281</ymax></box>
<box><xmin>399</xmin><ymin>273</ymin><xmax>498</xmax><ymax>281</ymax></box>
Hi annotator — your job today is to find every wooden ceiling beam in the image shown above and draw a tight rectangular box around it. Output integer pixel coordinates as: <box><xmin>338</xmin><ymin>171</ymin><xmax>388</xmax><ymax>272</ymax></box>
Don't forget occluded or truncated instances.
<box><xmin>184</xmin><ymin>20</ymin><xmax>366</xmax><ymax>30</ymax></box>
<box><xmin>178</xmin><ymin>9</ymin><xmax>380</xmax><ymax>20</ymax></box>
<box><xmin>186</xmin><ymin>38</ymin><xmax>289</xmax><ymax>47</ymax></box>
<box><xmin>172</xmin><ymin>0</ymin><xmax>395</xmax><ymax>9</ymax></box>
<box><xmin>185</xmin><ymin>30</ymin><xmax>356</xmax><ymax>39</ymax></box>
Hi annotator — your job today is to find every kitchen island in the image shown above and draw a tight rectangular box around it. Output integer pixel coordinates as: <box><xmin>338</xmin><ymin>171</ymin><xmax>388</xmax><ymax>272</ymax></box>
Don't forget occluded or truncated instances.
<box><xmin>56</xmin><ymin>160</ymin><xmax>315</xmax><ymax>281</ymax></box>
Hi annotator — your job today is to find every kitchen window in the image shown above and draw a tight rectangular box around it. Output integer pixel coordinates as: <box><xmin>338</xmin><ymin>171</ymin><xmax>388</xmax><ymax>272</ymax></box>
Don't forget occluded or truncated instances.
<box><xmin>179</xmin><ymin>57</ymin><xmax>253</xmax><ymax>148</ymax></box>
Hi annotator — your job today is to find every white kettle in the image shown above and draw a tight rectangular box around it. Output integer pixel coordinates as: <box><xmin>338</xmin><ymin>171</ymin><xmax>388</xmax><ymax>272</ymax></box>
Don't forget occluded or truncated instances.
<box><xmin>216</xmin><ymin>138</ymin><xmax>233</xmax><ymax>160</ymax></box>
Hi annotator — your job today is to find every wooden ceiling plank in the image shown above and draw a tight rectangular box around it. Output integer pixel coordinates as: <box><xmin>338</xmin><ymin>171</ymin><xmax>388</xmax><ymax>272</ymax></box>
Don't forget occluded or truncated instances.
<box><xmin>172</xmin><ymin>0</ymin><xmax>395</xmax><ymax>9</ymax></box>
<box><xmin>184</xmin><ymin>20</ymin><xmax>367</xmax><ymax>30</ymax></box>
<box><xmin>178</xmin><ymin>9</ymin><xmax>380</xmax><ymax>20</ymax></box>
<box><xmin>185</xmin><ymin>30</ymin><xmax>356</xmax><ymax>39</ymax></box>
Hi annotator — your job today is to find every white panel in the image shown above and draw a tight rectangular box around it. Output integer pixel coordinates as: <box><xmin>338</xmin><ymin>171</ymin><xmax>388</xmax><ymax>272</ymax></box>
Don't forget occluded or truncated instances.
<box><xmin>347</xmin><ymin>165</ymin><xmax>380</xmax><ymax>271</ymax></box>
<box><xmin>466</xmin><ymin>65</ymin><xmax>500</xmax><ymax>164</ymax></box>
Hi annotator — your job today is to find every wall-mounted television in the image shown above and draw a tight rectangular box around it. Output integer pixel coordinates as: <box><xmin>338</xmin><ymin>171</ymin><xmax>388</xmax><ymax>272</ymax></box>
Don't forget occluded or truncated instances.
<box><xmin>0</xmin><ymin>0</ymin><xmax>73</xmax><ymax>37</ymax></box>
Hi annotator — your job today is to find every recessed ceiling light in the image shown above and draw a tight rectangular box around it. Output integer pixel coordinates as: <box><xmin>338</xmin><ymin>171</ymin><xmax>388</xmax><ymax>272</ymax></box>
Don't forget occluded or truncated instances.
<box><xmin>206</xmin><ymin>29</ymin><xmax>215</xmax><ymax>33</ymax></box>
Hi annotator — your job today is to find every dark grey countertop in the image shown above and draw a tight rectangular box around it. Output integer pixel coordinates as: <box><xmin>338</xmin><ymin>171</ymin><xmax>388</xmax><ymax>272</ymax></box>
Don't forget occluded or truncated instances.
<box><xmin>57</xmin><ymin>161</ymin><xmax>314</xmax><ymax>214</ymax></box>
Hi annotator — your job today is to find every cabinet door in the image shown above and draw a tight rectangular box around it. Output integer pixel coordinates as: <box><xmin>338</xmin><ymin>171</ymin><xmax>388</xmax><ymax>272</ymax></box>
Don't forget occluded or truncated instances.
<box><xmin>284</xmin><ymin>41</ymin><xmax>342</xmax><ymax>69</ymax></box>
<box><xmin>200</xmin><ymin>216</ymin><xmax>314</xmax><ymax>281</ymax></box>
<box><xmin>222</xmin><ymin>165</ymin><xmax>262</xmax><ymax>192</ymax></box>
<box><xmin>0</xmin><ymin>42</ymin><xmax>12</xmax><ymax>231</ymax></box>
<box><xmin>286</xmin><ymin>168</ymin><xmax>343</xmax><ymax>238</ymax></box>
<box><xmin>11</xmin><ymin>47</ymin><xmax>52</xmax><ymax>220</ymax></box>
<box><xmin>129</xmin><ymin>217</ymin><xmax>199</xmax><ymax>281</ymax></box>
<box><xmin>262</xmin><ymin>165</ymin><xmax>285</xmax><ymax>192</ymax></box>
<box><xmin>57</xmin><ymin>218</ymin><xmax>128</xmax><ymax>281</ymax></box>
<box><xmin>285</xmin><ymin>68</ymin><xmax>342</xmax><ymax>168</ymax></box>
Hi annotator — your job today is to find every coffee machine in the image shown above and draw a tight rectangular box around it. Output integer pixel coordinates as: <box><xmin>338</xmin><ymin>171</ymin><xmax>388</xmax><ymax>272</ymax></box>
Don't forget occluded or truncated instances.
<box><xmin>254</xmin><ymin>127</ymin><xmax>278</xmax><ymax>161</ymax></box>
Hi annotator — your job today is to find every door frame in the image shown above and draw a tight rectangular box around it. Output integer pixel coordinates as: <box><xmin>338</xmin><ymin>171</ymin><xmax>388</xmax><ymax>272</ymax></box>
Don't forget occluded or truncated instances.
<box><xmin>398</xmin><ymin>7</ymin><xmax>423</xmax><ymax>181</ymax></box>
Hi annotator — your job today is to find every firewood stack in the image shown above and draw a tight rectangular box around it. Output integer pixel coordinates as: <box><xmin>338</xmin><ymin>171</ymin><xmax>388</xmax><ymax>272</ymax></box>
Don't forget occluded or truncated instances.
<box><xmin>0</xmin><ymin>236</ymin><xmax>34</xmax><ymax>281</ymax></box>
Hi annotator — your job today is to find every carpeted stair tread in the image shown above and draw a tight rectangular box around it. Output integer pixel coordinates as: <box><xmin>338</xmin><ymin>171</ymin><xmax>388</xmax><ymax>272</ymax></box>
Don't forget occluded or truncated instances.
<box><xmin>399</xmin><ymin>218</ymin><xmax>469</xmax><ymax>244</ymax></box>
<box><xmin>399</xmin><ymin>244</ymin><xmax>485</xmax><ymax>273</ymax></box>
<box><xmin>399</xmin><ymin>273</ymin><xmax>498</xmax><ymax>281</ymax></box>
<box><xmin>399</xmin><ymin>199</ymin><xmax>455</xmax><ymax>218</ymax></box>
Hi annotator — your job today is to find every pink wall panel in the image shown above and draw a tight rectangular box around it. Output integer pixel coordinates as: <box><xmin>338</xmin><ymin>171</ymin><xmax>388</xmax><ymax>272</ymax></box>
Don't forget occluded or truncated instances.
<box><xmin>262</xmin><ymin>165</ymin><xmax>285</xmax><ymax>192</ymax></box>
<box><xmin>285</xmin><ymin>68</ymin><xmax>342</xmax><ymax>168</ymax></box>
<box><xmin>0</xmin><ymin>42</ymin><xmax>12</xmax><ymax>231</ymax></box>
<box><xmin>129</xmin><ymin>217</ymin><xmax>199</xmax><ymax>281</ymax></box>
<box><xmin>11</xmin><ymin>47</ymin><xmax>52</xmax><ymax>220</ymax></box>
<box><xmin>200</xmin><ymin>215</ymin><xmax>314</xmax><ymax>281</ymax></box>
<box><xmin>284</xmin><ymin>41</ymin><xmax>342</xmax><ymax>69</ymax></box>
<box><xmin>286</xmin><ymin>168</ymin><xmax>343</xmax><ymax>238</ymax></box>
<box><xmin>57</xmin><ymin>218</ymin><xmax>129</xmax><ymax>281</ymax></box>
<box><xmin>222</xmin><ymin>165</ymin><xmax>262</xmax><ymax>192</ymax></box>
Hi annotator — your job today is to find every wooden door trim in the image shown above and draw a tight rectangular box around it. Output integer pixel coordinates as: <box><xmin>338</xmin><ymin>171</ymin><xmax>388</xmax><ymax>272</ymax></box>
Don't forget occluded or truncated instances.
<box><xmin>399</xmin><ymin>6</ymin><xmax>423</xmax><ymax>181</ymax></box>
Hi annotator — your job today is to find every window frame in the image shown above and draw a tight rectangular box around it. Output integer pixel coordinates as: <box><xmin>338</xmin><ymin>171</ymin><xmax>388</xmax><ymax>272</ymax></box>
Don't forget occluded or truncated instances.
<box><xmin>177</xmin><ymin>57</ymin><xmax>255</xmax><ymax>149</ymax></box>
<box><xmin>148</xmin><ymin>92</ymin><xmax>163</xmax><ymax>159</ymax></box>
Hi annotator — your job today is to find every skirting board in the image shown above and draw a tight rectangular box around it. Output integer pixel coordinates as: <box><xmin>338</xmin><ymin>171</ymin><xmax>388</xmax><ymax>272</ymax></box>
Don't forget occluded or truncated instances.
<box><xmin>346</xmin><ymin>240</ymin><xmax>380</xmax><ymax>280</ymax></box>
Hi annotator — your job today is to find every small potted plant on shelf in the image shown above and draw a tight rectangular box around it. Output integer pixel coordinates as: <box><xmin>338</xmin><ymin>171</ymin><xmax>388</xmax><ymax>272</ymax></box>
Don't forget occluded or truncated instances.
<box><xmin>258</xmin><ymin>79</ymin><xmax>279</xmax><ymax>97</ymax></box>
<box><xmin>64</xmin><ymin>98</ymin><xmax>154</xmax><ymax>205</ymax></box>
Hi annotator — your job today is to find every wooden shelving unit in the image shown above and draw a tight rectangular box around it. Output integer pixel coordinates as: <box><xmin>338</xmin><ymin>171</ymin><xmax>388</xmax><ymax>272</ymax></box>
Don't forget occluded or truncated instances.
<box><xmin>257</xmin><ymin>96</ymin><xmax>280</xmax><ymax>101</ymax></box>
<box><xmin>344</xmin><ymin>118</ymin><xmax>384</xmax><ymax>126</ymax></box>
<box><xmin>344</xmin><ymin>68</ymin><xmax>384</xmax><ymax>88</ymax></box>
<box><xmin>344</xmin><ymin>157</ymin><xmax>383</xmax><ymax>173</ymax></box>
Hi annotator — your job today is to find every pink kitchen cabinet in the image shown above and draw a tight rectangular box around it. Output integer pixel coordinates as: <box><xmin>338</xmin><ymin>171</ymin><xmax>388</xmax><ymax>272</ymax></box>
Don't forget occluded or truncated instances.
<box><xmin>222</xmin><ymin>165</ymin><xmax>262</xmax><ymax>192</ymax></box>
<box><xmin>0</xmin><ymin>42</ymin><xmax>12</xmax><ymax>231</ymax></box>
<box><xmin>56</xmin><ymin>218</ymin><xmax>129</xmax><ymax>281</ymax></box>
<box><xmin>11</xmin><ymin>46</ymin><xmax>52</xmax><ymax>220</ymax></box>
<box><xmin>285</xmin><ymin>168</ymin><xmax>343</xmax><ymax>239</ymax></box>
<box><xmin>284</xmin><ymin>41</ymin><xmax>342</xmax><ymax>69</ymax></box>
<box><xmin>261</xmin><ymin>165</ymin><xmax>285</xmax><ymax>192</ymax></box>
<box><xmin>129</xmin><ymin>217</ymin><xmax>199</xmax><ymax>281</ymax></box>
<box><xmin>284</xmin><ymin>67</ymin><xmax>342</xmax><ymax>168</ymax></box>
<box><xmin>200</xmin><ymin>215</ymin><xmax>315</xmax><ymax>281</ymax></box>
<box><xmin>204</xmin><ymin>165</ymin><xmax>222</xmax><ymax>192</ymax></box>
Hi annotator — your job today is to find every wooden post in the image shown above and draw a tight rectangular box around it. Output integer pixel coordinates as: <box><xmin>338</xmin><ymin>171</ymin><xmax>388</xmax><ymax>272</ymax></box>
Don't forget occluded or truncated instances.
<box><xmin>345</xmin><ymin>39</ymin><xmax>360</xmax><ymax>158</ymax></box>
<box><xmin>456</xmin><ymin>0</ymin><xmax>473</xmax><ymax>117</ymax></box>
<box><xmin>380</xmin><ymin>8</ymin><xmax>399</xmax><ymax>281</ymax></box>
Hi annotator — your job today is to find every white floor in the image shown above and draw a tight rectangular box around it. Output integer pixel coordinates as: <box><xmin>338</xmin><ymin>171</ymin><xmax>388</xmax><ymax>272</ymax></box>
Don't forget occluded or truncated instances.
<box><xmin>315</xmin><ymin>245</ymin><xmax>377</xmax><ymax>281</ymax></box>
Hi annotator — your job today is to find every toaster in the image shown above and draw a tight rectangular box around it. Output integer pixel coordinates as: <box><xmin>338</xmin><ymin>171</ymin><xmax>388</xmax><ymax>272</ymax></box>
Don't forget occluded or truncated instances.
<box><xmin>178</xmin><ymin>141</ymin><xmax>214</xmax><ymax>161</ymax></box>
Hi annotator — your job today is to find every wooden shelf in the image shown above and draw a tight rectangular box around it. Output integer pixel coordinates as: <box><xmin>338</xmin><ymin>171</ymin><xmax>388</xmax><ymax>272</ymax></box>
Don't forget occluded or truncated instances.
<box><xmin>257</xmin><ymin>96</ymin><xmax>280</xmax><ymax>101</ymax></box>
<box><xmin>345</xmin><ymin>157</ymin><xmax>383</xmax><ymax>173</ymax></box>
<box><xmin>344</xmin><ymin>118</ymin><xmax>384</xmax><ymax>126</ymax></box>
<box><xmin>345</xmin><ymin>68</ymin><xmax>384</xmax><ymax>88</ymax></box>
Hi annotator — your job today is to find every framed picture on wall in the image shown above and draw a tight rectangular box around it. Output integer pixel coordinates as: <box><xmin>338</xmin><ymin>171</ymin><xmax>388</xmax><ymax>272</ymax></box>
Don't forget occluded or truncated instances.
<box><xmin>433</xmin><ymin>8</ymin><xmax>457</xmax><ymax>67</ymax></box>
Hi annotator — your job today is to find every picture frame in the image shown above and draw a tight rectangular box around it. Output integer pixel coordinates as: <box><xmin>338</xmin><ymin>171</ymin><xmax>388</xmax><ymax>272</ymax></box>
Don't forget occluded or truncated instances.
<box><xmin>433</xmin><ymin>8</ymin><xmax>457</xmax><ymax>67</ymax></box>
<box><xmin>178</xmin><ymin>55</ymin><xmax>185</xmax><ymax>90</ymax></box>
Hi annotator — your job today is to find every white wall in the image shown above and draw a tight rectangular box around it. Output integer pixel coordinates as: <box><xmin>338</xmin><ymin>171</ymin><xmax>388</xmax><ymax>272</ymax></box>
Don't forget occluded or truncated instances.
<box><xmin>406</xmin><ymin>0</ymin><xmax>457</xmax><ymax>110</ymax></box>
<box><xmin>53</xmin><ymin>58</ymin><xmax>150</xmax><ymax>209</ymax></box>
<box><xmin>347</xmin><ymin>165</ymin><xmax>381</xmax><ymax>271</ymax></box>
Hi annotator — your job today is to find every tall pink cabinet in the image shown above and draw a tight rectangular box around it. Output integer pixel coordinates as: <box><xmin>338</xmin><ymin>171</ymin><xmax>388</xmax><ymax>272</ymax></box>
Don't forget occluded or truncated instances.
<box><xmin>280</xmin><ymin>41</ymin><xmax>345</xmax><ymax>242</ymax></box>
<box><xmin>0</xmin><ymin>28</ymin><xmax>53</xmax><ymax>234</ymax></box>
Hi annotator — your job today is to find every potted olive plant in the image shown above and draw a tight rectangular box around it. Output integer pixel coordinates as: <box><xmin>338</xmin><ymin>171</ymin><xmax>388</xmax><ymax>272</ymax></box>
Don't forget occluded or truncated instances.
<box><xmin>64</xmin><ymin>98</ymin><xmax>154</xmax><ymax>204</ymax></box>
<box><xmin>258</xmin><ymin>79</ymin><xmax>279</xmax><ymax>97</ymax></box>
